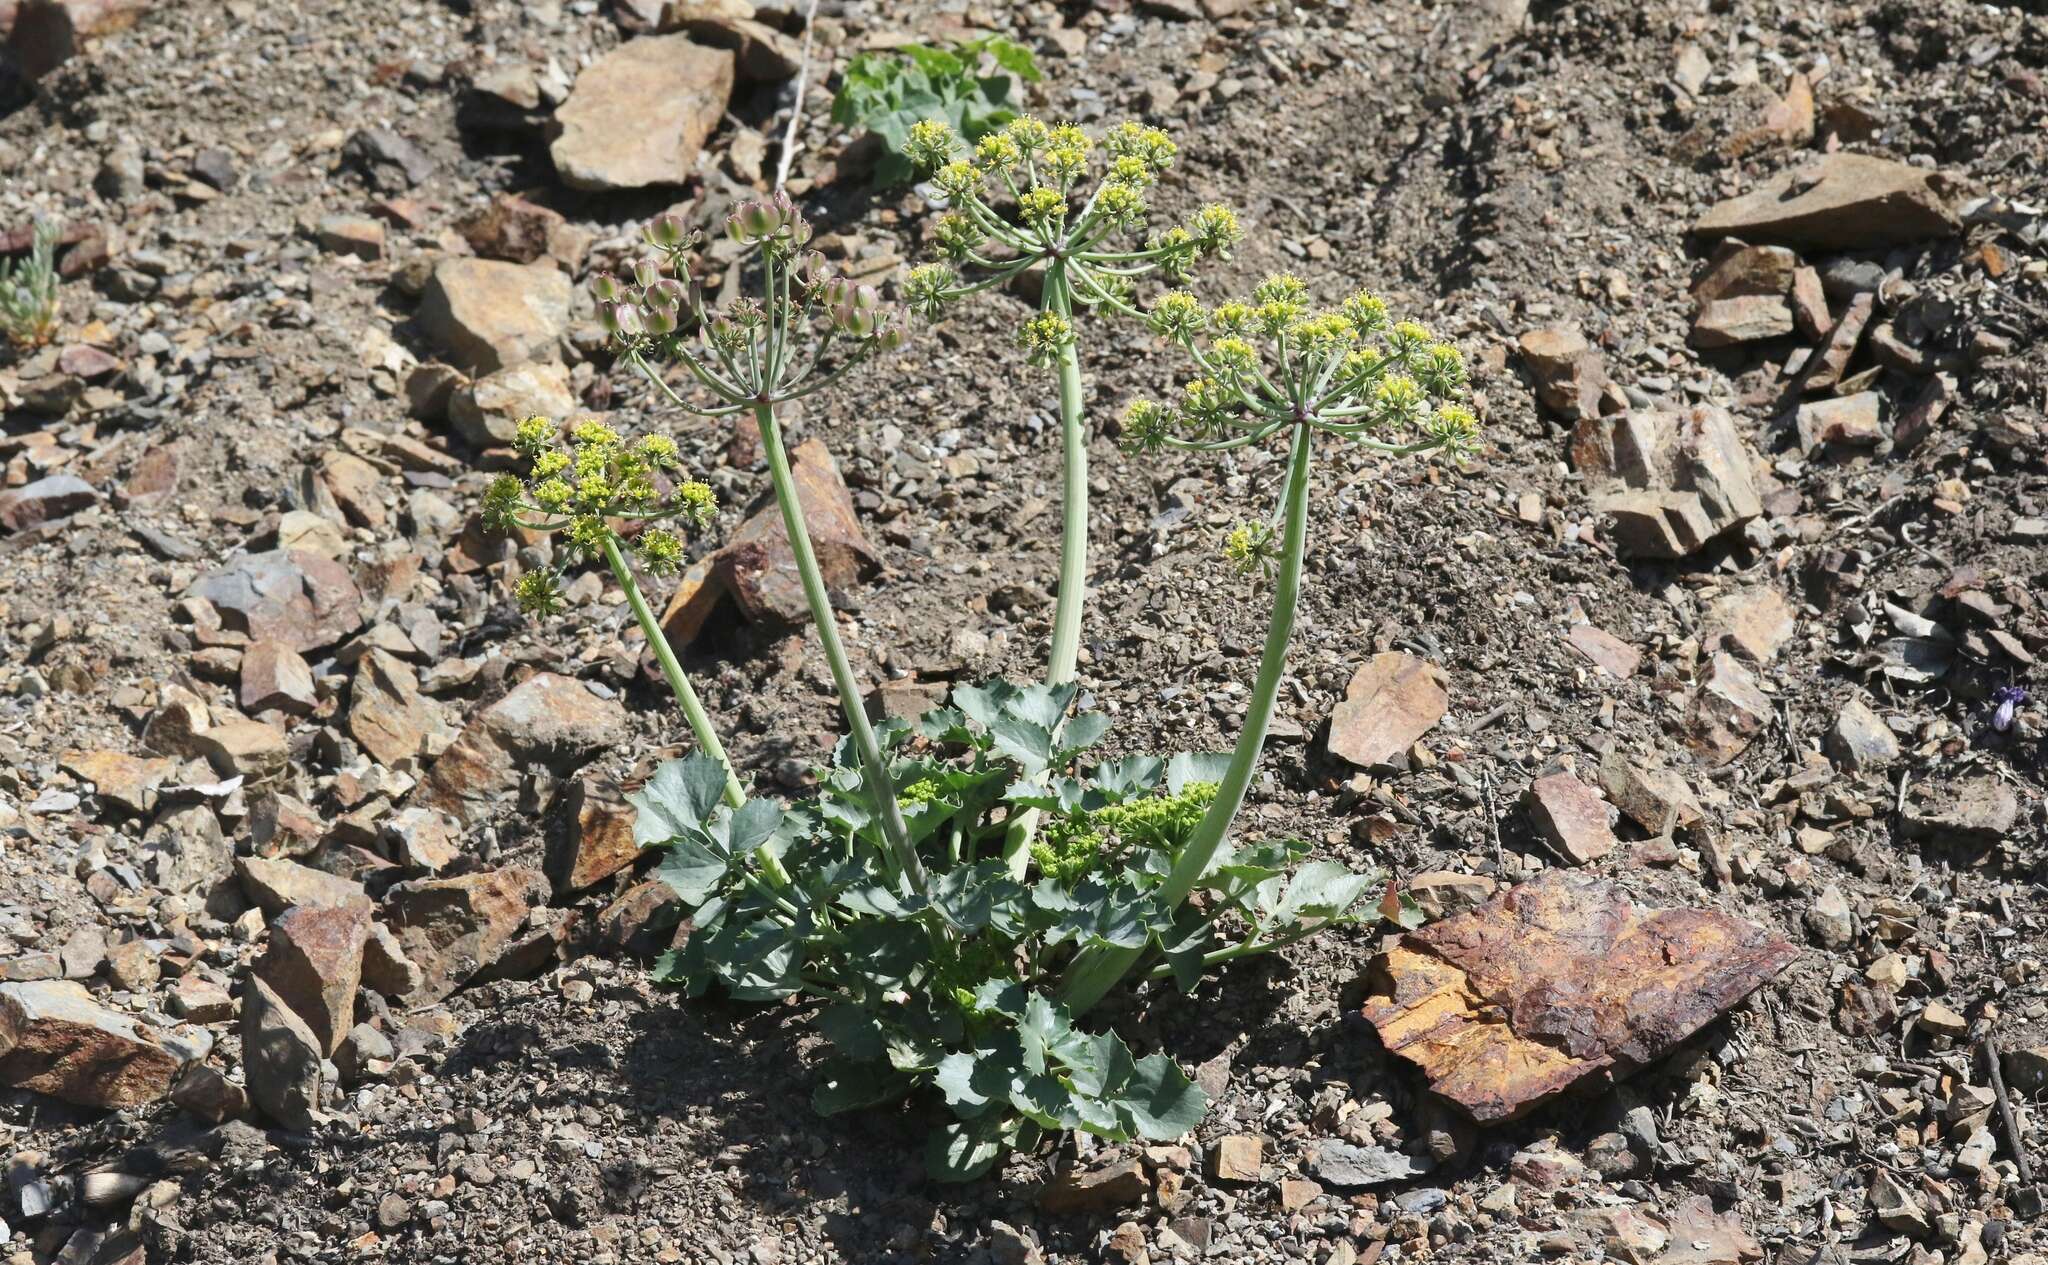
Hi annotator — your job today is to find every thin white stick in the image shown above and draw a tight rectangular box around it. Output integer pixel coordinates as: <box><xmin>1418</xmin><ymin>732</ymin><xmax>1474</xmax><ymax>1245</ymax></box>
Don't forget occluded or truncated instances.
<box><xmin>772</xmin><ymin>0</ymin><xmax>824</xmax><ymax>191</ymax></box>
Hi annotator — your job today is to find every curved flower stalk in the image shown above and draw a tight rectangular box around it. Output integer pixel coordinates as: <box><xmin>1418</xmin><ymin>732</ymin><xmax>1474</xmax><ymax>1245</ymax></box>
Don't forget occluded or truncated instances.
<box><xmin>596</xmin><ymin>196</ymin><xmax>929</xmax><ymax>897</ymax></box>
<box><xmin>481</xmin><ymin>418</ymin><xmax>756</xmax><ymax>807</ymax></box>
<box><xmin>900</xmin><ymin>116</ymin><xmax>1241</xmax><ymax>879</ymax></box>
<box><xmin>901</xmin><ymin>116</ymin><xmax>1241</xmax><ymax>689</ymax></box>
<box><xmin>1059</xmin><ymin>274</ymin><xmax>1481</xmax><ymax>1014</ymax></box>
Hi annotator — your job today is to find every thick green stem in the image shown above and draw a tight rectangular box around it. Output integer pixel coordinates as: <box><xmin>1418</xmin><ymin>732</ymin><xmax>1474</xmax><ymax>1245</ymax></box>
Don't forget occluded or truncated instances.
<box><xmin>603</xmin><ymin>535</ymin><xmax>745</xmax><ymax>810</ymax></box>
<box><xmin>1059</xmin><ymin>421</ymin><xmax>1316</xmax><ymax>1014</ymax></box>
<box><xmin>998</xmin><ymin>265</ymin><xmax>1090</xmax><ymax>881</ymax></box>
<box><xmin>604</xmin><ymin>534</ymin><xmax>792</xmax><ymax>889</ymax></box>
<box><xmin>754</xmin><ymin>403</ymin><xmax>929</xmax><ymax>896</ymax></box>
<box><xmin>1045</xmin><ymin>266</ymin><xmax>1088</xmax><ymax>688</ymax></box>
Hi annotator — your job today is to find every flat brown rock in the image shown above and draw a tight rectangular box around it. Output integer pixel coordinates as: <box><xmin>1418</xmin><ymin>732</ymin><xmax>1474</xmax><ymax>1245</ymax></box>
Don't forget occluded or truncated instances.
<box><xmin>421</xmin><ymin>672</ymin><xmax>626</xmax><ymax>824</ymax></box>
<box><xmin>1326</xmin><ymin>652</ymin><xmax>1448</xmax><ymax>770</ymax></box>
<box><xmin>1693</xmin><ymin>153</ymin><xmax>1958</xmax><ymax>251</ymax></box>
<box><xmin>549</xmin><ymin>33</ymin><xmax>734</xmax><ymax>192</ymax></box>
<box><xmin>384</xmin><ymin>866</ymin><xmax>552</xmax><ymax>1003</ymax></box>
<box><xmin>1360</xmin><ymin>873</ymin><xmax>1798</xmax><ymax>1123</ymax></box>
<box><xmin>416</xmin><ymin>258</ymin><xmax>572</xmax><ymax>376</ymax></box>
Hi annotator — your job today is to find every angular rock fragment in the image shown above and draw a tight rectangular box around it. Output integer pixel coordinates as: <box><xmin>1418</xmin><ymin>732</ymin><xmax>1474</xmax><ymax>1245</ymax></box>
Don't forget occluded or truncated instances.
<box><xmin>549</xmin><ymin>34</ymin><xmax>735</xmax><ymax>192</ymax></box>
<box><xmin>415</xmin><ymin>258</ymin><xmax>572</xmax><ymax>375</ymax></box>
<box><xmin>1826</xmin><ymin>697</ymin><xmax>1898</xmax><ymax>772</ymax></box>
<box><xmin>1693</xmin><ymin>153</ymin><xmax>1958</xmax><ymax>250</ymax></box>
<box><xmin>547</xmin><ymin>774</ymin><xmax>642</xmax><ymax>894</ymax></box>
<box><xmin>384</xmin><ymin>866</ymin><xmax>552</xmax><ymax>1003</ymax></box>
<box><xmin>1566</xmin><ymin>625</ymin><xmax>1640</xmax><ymax>680</ymax></box>
<box><xmin>193</xmin><ymin>717</ymin><xmax>288</xmax><ymax>780</ymax></box>
<box><xmin>421</xmin><ymin>672</ymin><xmax>626</xmax><ymax>823</ymax></box>
<box><xmin>659</xmin><ymin>1</ymin><xmax>799</xmax><ymax>80</ymax></box>
<box><xmin>1796</xmin><ymin>290</ymin><xmax>1874</xmax><ymax>394</ymax></box>
<box><xmin>1700</xmin><ymin>586</ymin><xmax>1795</xmax><ymax>663</ymax></box>
<box><xmin>1326</xmin><ymin>652</ymin><xmax>1448</xmax><ymax>770</ymax></box>
<box><xmin>252</xmin><ymin>903</ymin><xmax>370</xmax><ymax>1056</ymax></box>
<box><xmin>239</xmin><ymin>641</ymin><xmax>318</xmax><ymax>715</ymax></box>
<box><xmin>236</xmin><ymin>856</ymin><xmax>369</xmax><ymax>917</ymax></box>
<box><xmin>1358</xmin><ymin>873</ymin><xmax>1798</xmax><ymax>1122</ymax></box>
<box><xmin>1311</xmin><ymin>1141</ymin><xmax>1430</xmax><ymax>1188</ymax></box>
<box><xmin>1525</xmin><ymin>772</ymin><xmax>1615</xmax><ymax>865</ymax></box>
<box><xmin>186</xmin><ymin>550</ymin><xmax>363</xmax><ymax>653</ymax></box>
<box><xmin>662</xmin><ymin>439</ymin><xmax>881</xmax><ymax>645</ymax></box>
<box><xmin>1579</xmin><ymin>405</ymin><xmax>1762</xmax><ymax>559</ymax></box>
<box><xmin>1684</xmin><ymin>653</ymin><xmax>1771</xmax><ymax>766</ymax></box>
<box><xmin>1595</xmin><ymin>751</ymin><xmax>1703</xmax><ymax>834</ymax></box>
<box><xmin>1038</xmin><ymin>1157</ymin><xmax>1148</xmax><ymax>1214</ymax></box>
<box><xmin>457</xmin><ymin>194</ymin><xmax>586</xmax><ymax>267</ymax></box>
<box><xmin>1901</xmin><ymin>777</ymin><xmax>2019</xmax><ymax>851</ymax></box>
<box><xmin>1796</xmin><ymin>391</ymin><xmax>1884</xmax><ymax>453</ymax></box>
<box><xmin>59</xmin><ymin>749</ymin><xmax>170</xmax><ymax>815</ymax></box>
<box><xmin>447</xmin><ymin>360</ymin><xmax>576</xmax><ymax>449</ymax></box>
<box><xmin>348</xmin><ymin>649</ymin><xmax>436</xmax><ymax>766</ymax></box>
<box><xmin>0</xmin><ymin>980</ymin><xmax>181</xmax><ymax>1109</ymax></box>
<box><xmin>240</xmin><ymin>975</ymin><xmax>326</xmax><ymax>1130</ymax></box>
<box><xmin>0</xmin><ymin>474</ymin><xmax>96</xmax><ymax>531</ymax></box>
<box><xmin>1517</xmin><ymin>325</ymin><xmax>1609</xmax><ymax>420</ymax></box>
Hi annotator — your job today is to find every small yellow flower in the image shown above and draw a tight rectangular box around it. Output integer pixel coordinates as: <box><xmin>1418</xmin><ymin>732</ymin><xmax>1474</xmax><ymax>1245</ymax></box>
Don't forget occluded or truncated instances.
<box><xmin>933</xmin><ymin>161</ymin><xmax>983</xmax><ymax>202</ymax></box>
<box><xmin>1017</xmin><ymin>186</ymin><xmax>1067</xmax><ymax>227</ymax></box>
<box><xmin>515</xmin><ymin>569</ymin><xmax>564</xmax><ymax>616</ymax></box>
<box><xmin>636</xmin><ymin>527</ymin><xmax>685</xmax><ymax>575</ymax></box>
<box><xmin>1150</xmin><ymin>290</ymin><xmax>1205</xmax><ymax>338</ymax></box>
<box><xmin>1018</xmin><ymin>312</ymin><xmax>1074</xmax><ymax>366</ymax></box>
<box><xmin>1005</xmin><ymin>116</ymin><xmax>1053</xmax><ymax>154</ymax></box>
<box><xmin>674</xmin><ymin>479</ymin><xmax>717</xmax><ymax>528</ymax></box>
<box><xmin>906</xmin><ymin>118</ymin><xmax>958</xmax><ymax>169</ymax></box>
<box><xmin>974</xmin><ymin>132</ymin><xmax>1022</xmax><ymax>173</ymax></box>
<box><xmin>514</xmin><ymin>415</ymin><xmax>554</xmax><ymax>456</ymax></box>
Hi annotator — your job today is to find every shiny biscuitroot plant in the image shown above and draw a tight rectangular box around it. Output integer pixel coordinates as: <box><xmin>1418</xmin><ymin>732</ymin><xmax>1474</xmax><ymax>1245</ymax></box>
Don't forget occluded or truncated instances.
<box><xmin>1057</xmin><ymin>273</ymin><xmax>1481</xmax><ymax>1013</ymax></box>
<box><xmin>645</xmin><ymin>677</ymin><xmax>1393</xmax><ymax>1181</ymax></box>
<box><xmin>592</xmin><ymin>195</ymin><xmax>930</xmax><ymax>895</ymax></box>
<box><xmin>899</xmin><ymin>115</ymin><xmax>1240</xmax><ymax>877</ymax></box>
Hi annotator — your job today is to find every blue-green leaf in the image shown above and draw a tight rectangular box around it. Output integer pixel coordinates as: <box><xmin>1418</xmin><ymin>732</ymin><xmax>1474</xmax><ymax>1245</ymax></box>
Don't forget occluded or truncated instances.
<box><xmin>628</xmin><ymin>756</ymin><xmax>729</xmax><ymax>847</ymax></box>
<box><xmin>1123</xmin><ymin>1054</ymin><xmax>1207</xmax><ymax>1141</ymax></box>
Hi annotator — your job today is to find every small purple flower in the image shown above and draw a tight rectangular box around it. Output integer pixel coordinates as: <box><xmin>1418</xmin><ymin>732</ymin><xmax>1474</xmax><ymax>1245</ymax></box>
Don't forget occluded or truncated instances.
<box><xmin>1991</xmin><ymin>685</ymin><xmax>2028</xmax><ymax>733</ymax></box>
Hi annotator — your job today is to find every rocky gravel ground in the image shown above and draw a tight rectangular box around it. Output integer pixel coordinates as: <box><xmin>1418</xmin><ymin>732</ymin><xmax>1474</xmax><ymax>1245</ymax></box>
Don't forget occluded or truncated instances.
<box><xmin>2</xmin><ymin>0</ymin><xmax>2047</xmax><ymax>1262</ymax></box>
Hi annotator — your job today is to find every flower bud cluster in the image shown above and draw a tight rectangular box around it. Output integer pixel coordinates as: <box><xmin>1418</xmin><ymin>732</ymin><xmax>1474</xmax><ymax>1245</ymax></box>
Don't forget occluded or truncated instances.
<box><xmin>483</xmin><ymin>415</ymin><xmax>717</xmax><ymax>615</ymax></box>
<box><xmin>593</xmin><ymin>198</ymin><xmax>912</xmax><ymax>409</ymax></box>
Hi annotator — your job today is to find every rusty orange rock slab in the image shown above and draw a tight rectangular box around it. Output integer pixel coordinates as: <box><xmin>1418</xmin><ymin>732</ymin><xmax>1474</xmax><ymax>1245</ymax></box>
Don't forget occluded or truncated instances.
<box><xmin>661</xmin><ymin>437</ymin><xmax>879</xmax><ymax>647</ymax></box>
<box><xmin>1360</xmin><ymin>872</ymin><xmax>1798</xmax><ymax>1123</ymax></box>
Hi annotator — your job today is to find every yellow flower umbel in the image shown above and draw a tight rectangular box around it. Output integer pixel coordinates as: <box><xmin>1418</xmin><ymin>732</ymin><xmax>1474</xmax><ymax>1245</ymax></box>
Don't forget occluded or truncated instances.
<box><xmin>485</xmin><ymin>416</ymin><xmax>719</xmax><ymax>616</ymax></box>
<box><xmin>1121</xmin><ymin>276</ymin><xmax>1481</xmax><ymax>462</ymax></box>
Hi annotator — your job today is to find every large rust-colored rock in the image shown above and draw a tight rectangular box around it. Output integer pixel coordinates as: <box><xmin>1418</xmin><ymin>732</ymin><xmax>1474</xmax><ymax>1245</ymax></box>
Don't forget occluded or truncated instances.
<box><xmin>662</xmin><ymin>439</ymin><xmax>881</xmax><ymax>646</ymax></box>
<box><xmin>1359</xmin><ymin>872</ymin><xmax>1797</xmax><ymax>1124</ymax></box>
<box><xmin>1325</xmin><ymin>652</ymin><xmax>1448</xmax><ymax>770</ymax></box>
<box><xmin>420</xmin><ymin>672</ymin><xmax>626</xmax><ymax>824</ymax></box>
<box><xmin>1693</xmin><ymin>153</ymin><xmax>1958</xmax><ymax>251</ymax></box>
<box><xmin>251</xmin><ymin>903</ymin><xmax>370</xmax><ymax>1056</ymax></box>
<box><xmin>384</xmin><ymin>866</ymin><xmax>552</xmax><ymax>1003</ymax></box>
<box><xmin>549</xmin><ymin>34</ymin><xmax>734</xmax><ymax>192</ymax></box>
<box><xmin>0</xmin><ymin>980</ymin><xmax>180</xmax><ymax>1109</ymax></box>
